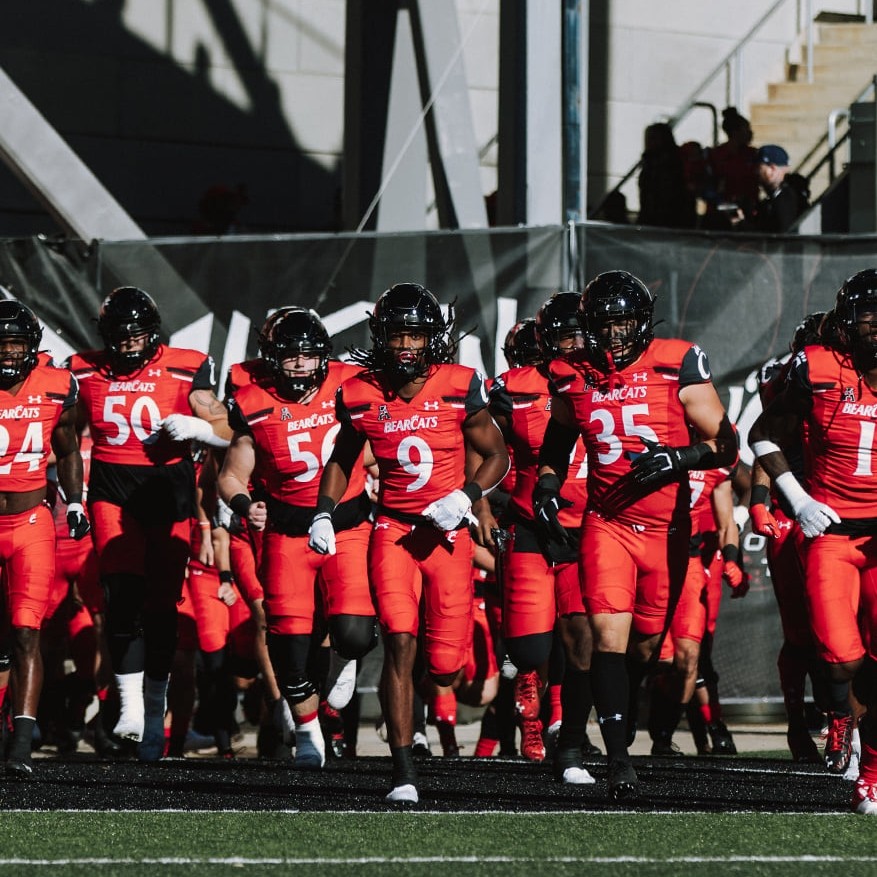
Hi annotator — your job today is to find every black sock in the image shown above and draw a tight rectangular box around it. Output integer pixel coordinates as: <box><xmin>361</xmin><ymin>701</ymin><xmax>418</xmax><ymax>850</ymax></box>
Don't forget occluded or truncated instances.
<box><xmin>557</xmin><ymin>667</ymin><xmax>592</xmax><ymax>751</ymax></box>
<box><xmin>390</xmin><ymin>744</ymin><xmax>418</xmax><ymax>787</ymax></box>
<box><xmin>591</xmin><ymin>652</ymin><xmax>630</xmax><ymax>761</ymax></box>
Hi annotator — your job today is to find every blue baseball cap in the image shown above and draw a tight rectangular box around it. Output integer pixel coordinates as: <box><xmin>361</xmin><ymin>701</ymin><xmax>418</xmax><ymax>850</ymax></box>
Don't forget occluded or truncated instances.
<box><xmin>757</xmin><ymin>144</ymin><xmax>789</xmax><ymax>166</ymax></box>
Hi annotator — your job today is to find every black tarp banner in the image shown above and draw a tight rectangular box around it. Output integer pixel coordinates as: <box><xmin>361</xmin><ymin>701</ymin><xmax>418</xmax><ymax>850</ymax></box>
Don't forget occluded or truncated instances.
<box><xmin>3</xmin><ymin>224</ymin><xmax>877</xmax><ymax>705</ymax></box>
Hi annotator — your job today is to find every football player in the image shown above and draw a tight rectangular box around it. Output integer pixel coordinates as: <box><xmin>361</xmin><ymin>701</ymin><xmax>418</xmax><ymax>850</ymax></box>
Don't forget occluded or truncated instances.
<box><xmin>0</xmin><ymin>301</ymin><xmax>89</xmax><ymax>776</ymax></box>
<box><xmin>537</xmin><ymin>271</ymin><xmax>736</xmax><ymax>800</ymax></box>
<box><xmin>69</xmin><ymin>286</ymin><xmax>230</xmax><ymax>762</ymax></box>
<box><xmin>219</xmin><ymin>306</ymin><xmax>377</xmax><ymax>769</ymax></box>
<box><xmin>751</xmin><ymin>270</ymin><xmax>877</xmax><ymax>814</ymax></box>
<box><xmin>309</xmin><ymin>282</ymin><xmax>509</xmax><ymax>805</ymax></box>
<box><xmin>487</xmin><ymin>293</ymin><xmax>595</xmax><ymax>783</ymax></box>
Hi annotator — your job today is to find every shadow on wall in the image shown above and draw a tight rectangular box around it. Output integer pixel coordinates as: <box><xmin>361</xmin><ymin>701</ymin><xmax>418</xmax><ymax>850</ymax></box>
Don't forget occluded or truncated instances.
<box><xmin>0</xmin><ymin>0</ymin><xmax>341</xmax><ymax>237</ymax></box>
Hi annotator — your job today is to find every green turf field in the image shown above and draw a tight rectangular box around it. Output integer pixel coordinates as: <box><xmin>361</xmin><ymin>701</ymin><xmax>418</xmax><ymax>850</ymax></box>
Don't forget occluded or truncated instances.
<box><xmin>2</xmin><ymin>812</ymin><xmax>876</xmax><ymax>877</ymax></box>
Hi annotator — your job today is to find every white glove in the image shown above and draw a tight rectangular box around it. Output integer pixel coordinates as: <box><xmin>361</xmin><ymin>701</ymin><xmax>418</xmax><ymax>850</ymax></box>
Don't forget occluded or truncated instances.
<box><xmin>794</xmin><ymin>497</ymin><xmax>841</xmax><ymax>538</ymax></box>
<box><xmin>776</xmin><ymin>472</ymin><xmax>840</xmax><ymax>538</ymax></box>
<box><xmin>162</xmin><ymin>413</ymin><xmax>214</xmax><ymax>443</ymax></box>
<box><xmin>422</xmin><ymin>489</ymin><xmax>472</xmax><ymax>531</ymax></box>
<box><xmin>308</xmin><ymin>513</ymin><xmax>336</xmax><ymax>555</ymax></box>
<box><xmin>213</xmin><ymin>496</ymin><xmax>234</xmax><ymax>530</ymax></box>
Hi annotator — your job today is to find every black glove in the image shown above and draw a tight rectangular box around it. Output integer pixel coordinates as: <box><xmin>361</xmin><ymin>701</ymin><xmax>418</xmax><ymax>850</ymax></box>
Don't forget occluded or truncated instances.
<box><xmin>532</xmin><ymin>474</ymin><xmax>574</xmax><ymax>545</ymax></box>
<box><xmin>629</xmin><ymin>438</ymin><xmax>701</xmax><ymax>487</ymax></box>
<box><xmin>66</xmin><ymin>502</ymin><xmax>91</xmax><ymax>541</ymax></box>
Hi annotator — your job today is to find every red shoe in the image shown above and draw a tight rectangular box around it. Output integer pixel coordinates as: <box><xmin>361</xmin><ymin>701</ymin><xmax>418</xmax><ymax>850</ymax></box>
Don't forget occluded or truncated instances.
<box><xmin>852</xmin><ymin>778</ymin><xmax>877</xmax><ymax>815</ymax></box>
<box><xmin>520</xmin><ymin>718</ymin><xmax>545</xmax><ymax>762</ymax></box>
<box><xmin>514</xmin><ymin>671</ymin><xmax>543</xmax><ymax>721</ymax></box>
<box><xmin>823</xmin><ymin>713</ymin><xmax>854</xmax><ymax>773</ymax></box>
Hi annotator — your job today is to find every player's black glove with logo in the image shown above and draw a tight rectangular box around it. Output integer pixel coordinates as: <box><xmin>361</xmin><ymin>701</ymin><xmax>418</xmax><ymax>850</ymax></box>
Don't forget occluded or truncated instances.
<box><xmin>630</xmin><ymin>438</ymin><xmax>703</xmax><ymax>487</ymax></box>
<box><xmin>66</xmin><ymin>502</ymin><xmax>91</xmax><ymax>541</ymax></box>
<box><xmin>532</xmin><ymin>473</ymin><xmax>574</xmax><ymax>546</ymax></box>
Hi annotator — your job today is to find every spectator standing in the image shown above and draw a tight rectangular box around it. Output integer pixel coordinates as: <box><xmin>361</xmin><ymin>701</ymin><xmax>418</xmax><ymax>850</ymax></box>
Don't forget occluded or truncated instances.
<box><xmin>637</xmin><ymin>123</ymin><xmax>696</xmax><ymax>229</ymax></box>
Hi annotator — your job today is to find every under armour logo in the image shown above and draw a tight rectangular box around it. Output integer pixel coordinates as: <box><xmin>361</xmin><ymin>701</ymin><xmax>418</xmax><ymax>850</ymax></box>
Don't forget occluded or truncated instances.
<box><xmin>280</xmin><ymin>407</ymin><xmax>291</xmax><ymax>421</ymax></box>
<box><xmin>374</xmin><ymin>521</ymin><xmax>390</xmax><ymax>529</ymax></box>
<box><xmin>27</xmin><ymin>395</ymin><xmax>41</xmax><ymax>404</ymax></box>
<box><xmin>631</xmin><ymin>371</ymin><xmax>648</xmax><ymax>382</ymax></box>
<box><xmin>445</xmin><ymin>529</ymin><xmax>458</xmax><ymax>543</ymax></box>
<box><xmin>597</xmin><ymin>713</ymin><xmax>622</xmax><ymax>725</ymax></box>
<box><xmin>632</xmin><ymin>524</ymin><xmax>645</xmax><ymax>533</ymax></box>
<box><xmin>28</xmin><ymin>513</ymin><xmax>37</xmax><ymax>524</ymax></box>
<box><xmin>148</xmin><ymin>368</ymin><xmax>162</xmax><ymax>377</ymax></box>
<box><xmin>423</xmin><ymin>400</ymin><xmax>439</xmax><ymax>411</ymax></box>
<box><xmin>321</xmin><ymin>400</ymin><xmax>334</xmax><ymax>409</ymax></box>
<box><xmin>377</xmin><ymin>405</ymin><xmax>391</xmax><ymax>421</ymax></box>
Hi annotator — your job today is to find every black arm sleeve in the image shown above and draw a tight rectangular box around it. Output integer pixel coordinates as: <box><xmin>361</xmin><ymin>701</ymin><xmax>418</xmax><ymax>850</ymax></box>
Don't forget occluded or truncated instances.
<box><xmin>537</xmin><ymin>418</ymin><xmax>580</xmax><ymax>484</ymax></box>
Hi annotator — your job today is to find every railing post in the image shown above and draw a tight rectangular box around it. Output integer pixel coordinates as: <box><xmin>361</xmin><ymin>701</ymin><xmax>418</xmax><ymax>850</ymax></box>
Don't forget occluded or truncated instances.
<box><xmin>734</xmin><ymin>47</ymin><xmax>743</xmax><ymax>109</ymax></box>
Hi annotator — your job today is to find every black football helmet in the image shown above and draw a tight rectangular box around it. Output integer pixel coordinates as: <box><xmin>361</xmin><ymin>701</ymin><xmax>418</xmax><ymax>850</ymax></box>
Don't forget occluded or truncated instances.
<box><xmin>502</xmin><ymin>318</ymin><xmax>541</xmax><ymax>368</ymax></box>
<box><xmin>790</xmin><ymin>311</ymin><xmax>826</xmax><ymax>354</ymax></box>
<box><xmin>97</xmin><ymin>286</ymin><xmax>162</xmax><ymax>374</ymax></box>
<box><xmin>835</xmin><ymin>269</ymin><xmax>877</xmax><ymax>364</ymax></box>
<box><xmin>369</xmin><ymin>282</ymin><xmax>453</xmax><ymax>380</ymax></box>
<box><xmin>0</xmin><ymin>300</ymin><xmax>42</xmax><ymax>387</ymax></box>
<box><xmin>258</xmin><ymin>306</ymin><xmax>332</xmax><ymax>398</ymax></box>
<box><xmin>579</xmin><ymin>271</ymin><xmax>654</xmax><ymax>370</ymax></box>
<box><xmin>535</xmin><ymin>292</ymin><xmax>584</xmax><ymax>360</ymax></box>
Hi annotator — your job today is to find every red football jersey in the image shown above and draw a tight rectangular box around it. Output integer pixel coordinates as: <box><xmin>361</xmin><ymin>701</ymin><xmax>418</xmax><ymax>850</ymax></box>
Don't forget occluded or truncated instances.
<box><xmin>0</xmin><ymin>362</ymin><xmax>76</xmax><ymax>492</ymax></box>
<box><xmin>548</xmin><ymin>339</ymin><xmax>713</xmax><ymax>526</ymax></box>
<box><xmin>792</xmin><ymin>344</ymin><xmax>877</xmax><ymax>519</ymax></box>
<box><xmin>689</xmin><ymin>465</ymin><xmax>731</xmax><ymax>534</ymax></box>
<box><xmin>490</xmin><ymin>364</ymin><xmax>587</xmax><ymax>526</ymax></box>
<box><xmin>228</xmin><ymin>360</ymin><xmax>366</xmax><ymax>505</ymax></box>
<box><xmin>338</xmin><ymin>364</ymin><xmax>487</xmax><ymax>516</ymax></box>
<box><xmin>70</xmin><ymin>345</ymin><xmax>215</xmax><ymax>466</ymax></box>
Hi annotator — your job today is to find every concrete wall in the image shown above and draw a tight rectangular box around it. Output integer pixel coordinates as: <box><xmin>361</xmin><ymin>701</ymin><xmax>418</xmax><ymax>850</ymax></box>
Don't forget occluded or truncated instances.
<box><xmin>0</xmin><ymin>0</ymin><xmax>864</xmax><ymax>236</ymax></box>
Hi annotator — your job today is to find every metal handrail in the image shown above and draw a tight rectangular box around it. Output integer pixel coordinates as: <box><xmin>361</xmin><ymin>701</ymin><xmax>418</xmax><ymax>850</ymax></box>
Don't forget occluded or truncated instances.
<box><xmin>588</xmin><ymin>0</ymin><xmax>809</xmax><ymax>219</ymax></box>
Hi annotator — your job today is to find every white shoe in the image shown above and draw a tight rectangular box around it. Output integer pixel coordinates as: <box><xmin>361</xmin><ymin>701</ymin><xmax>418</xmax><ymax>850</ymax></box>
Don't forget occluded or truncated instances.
<box><xmin>852</xmin><ymin>779</ymin><xmax>877</xmax><ymax>814</ymax></box>
<box><xmin>385</xmin><ymin>783</ymin><xmax>418</xmax><ymax>804</ymax></box>
<box><xmin>113</xmin><ymin>713</ymin><xmax>144</xmax><ymax>743</ymax></box>
<box><xmin>845</xmin><ymin>747</ymin><xmax>862</xmax><ymax>781</ymax></box>
<box><xmin>561</xmin><ymin>766</ymin><xmax>596</xmax><ymax>785</ymax></box>
<box><xmin>294</xmin><ymin>719</ymin><xmax>326</xmax><ymax>770</ymax></box>
<box><xmin>326</xmin><ymin>654</ymin><xmax>357</xmax><ymax>711</ymax></box>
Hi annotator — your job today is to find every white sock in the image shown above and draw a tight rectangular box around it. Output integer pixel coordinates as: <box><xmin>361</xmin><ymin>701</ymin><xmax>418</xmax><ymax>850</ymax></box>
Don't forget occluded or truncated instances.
<box><xmin>114</xmin><ymin>672</ymin><xmax>145</xmax><ymax>740</ymax></box>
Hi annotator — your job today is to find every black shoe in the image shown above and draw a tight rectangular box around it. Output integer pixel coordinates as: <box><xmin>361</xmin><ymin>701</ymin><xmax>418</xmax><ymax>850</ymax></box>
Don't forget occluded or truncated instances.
<box><xmin>256</xmin><ymin>722</ymin><xmax>293</xmax><ymax>761</ymax></box>
<box><xmin>581</xmin><ymin>734</ymin><xmax>602</xmax><ymax>758</ymax></box>
<box><xmin>787</xmin><ymin>722</ymin><xmax>821</xmax><ymax>764</ymax></box>
<box><xmin>650</xmin><ymin>736</ymin><xmax>683</xmax><ymax>757</ymax></box>
<box><xmin>6</xmin><ymin>754</ymin><xmax>33</xmax><ymax>780</ymax></box>
<box><xmin>412</xmin><ymin>731</ymin><xmax>432</xmax><ymax>759</ymax></box>
<box><xmin>707</xmin><ymin>721</ymin><xmax>737</xmax><ymax>755</ymax></box>
<box><xmin>608</xmin><ymin>759</ymin><xmax>639</xmax><ymax>801</ymax></box>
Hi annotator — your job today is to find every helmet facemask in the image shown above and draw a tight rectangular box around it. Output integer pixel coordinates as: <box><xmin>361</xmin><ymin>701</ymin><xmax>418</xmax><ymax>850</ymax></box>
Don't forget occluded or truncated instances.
<box><xmin>97</xmin><ymin>287</ymin><xmax>162</xmax><ymax>375</ymax></box>
<box><xmin>0</xmin><ymin>302</ymin><xmax>42</xmax><ymax>389</ymax></box>
<box><xmin>258</xmin><ymin>308</ymin><xmax>332</xmax><ymax>400</ymax></box>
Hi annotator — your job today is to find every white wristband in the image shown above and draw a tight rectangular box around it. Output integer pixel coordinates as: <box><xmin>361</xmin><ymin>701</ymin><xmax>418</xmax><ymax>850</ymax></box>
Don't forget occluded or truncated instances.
<box><xmin>751</xmin><ymin>440</ymin><xmax>783</xmax><ymax>458</ymax></box>
<box><xmin>774</xmin><ymin>471</ymin><xmax>810</xmax><ymax>514</ymax></box>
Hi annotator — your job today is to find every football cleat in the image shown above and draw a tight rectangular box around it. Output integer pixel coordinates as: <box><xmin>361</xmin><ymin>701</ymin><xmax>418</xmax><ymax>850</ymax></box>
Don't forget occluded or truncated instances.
<box><xmin>294</xmin><ymin>720</ymin><xmax>326</xmax><ymax>770</ymax></box>
<box><xmin>650</xmin><ymin>734</ymin><xmax>684</xmax><ymax>757</ymax></box>
<box><xmin>554</xmin><ymin>745</ymin><xmax>595</xmax><ymax>785</ymax></box>
<box><xmin>412</xmin><ymin>731</ymin><xmax>432</xmax><ymax>758</ymax></box>
<box><xmin>385</xmin><ymin>783</ymin><xmax>419</xmax><ymax>806</ymax></box>
<box><xmin>608</xmin><ymin>759</ymin><xmax>639</xmax><ymax>801</ymax></box>
<box><xmin>707</xmin><ymin>720</ymin><xmax>737</xmax><ymax>755</ymax></box>
<box><xmin>787</xmin><ymin>722</ymin><xmax>820</xmax><ymax>764</ymax></box>
<box><xmin>436</xmin><ymin>721</ymin><xmax>460</xmax><ymax>758</ymax></box>
<box><xmin>519</xmin><ymin>718</ymin><xmax>546</xmax><ymax>762</ymax></box>
<box><xmin>514</xmin><ymin>671</ymin><xmax>543</xmax><ymax>721</ymax></box>
<box><xmin>852</xmin><ymin>779</ymin><xmax>877</xmax><ymax>815</ymax></box>
<box><xmin>5</xmin><ymin>753</ymin><xmax>33</xmax><ymax>780</ymax></box>
<box><xmin>823</xmin><ymin>713</ymin><xmax>854</xmax><ymax>773</ymax></box>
